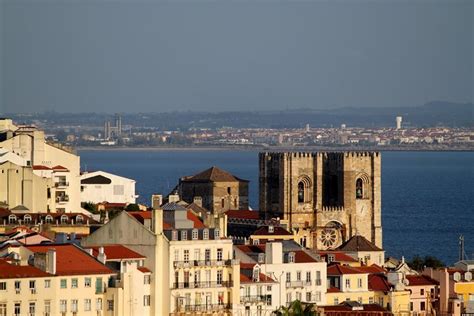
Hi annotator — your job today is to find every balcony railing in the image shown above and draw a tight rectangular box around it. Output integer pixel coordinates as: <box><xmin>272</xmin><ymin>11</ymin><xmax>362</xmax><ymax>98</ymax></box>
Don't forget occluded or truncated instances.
<box><xmin>241</xmin><ymin>295</ymin><xmax>271</xmax><ymax>304</ymax></box>
<box><xmin>286</xmin><ymin>281</ymin><xmax>304</xmax><ymax>288</ymax></box>
<box><xmin>173</xmin><ymin>259</ymin><xmax>236</xmax><ymax>268</ymax></box>
<box><xmin>55</xmin><ymin>181</ymin><xmax>69</xmax><ymax>188</ymax></box>
<box><xmin>172</xmin><ymin>281</ymin><xmax>233</xmax><ymax>289</ymax></box>
<box><xmin>56</xmin><ymin>195</ymin><xmax>69</xmax><ymax>203</ymax></box>
<box><xmin>175</xmin><ymin>303</ymin><xmax>232</xmax><ymax>313</ymax></box>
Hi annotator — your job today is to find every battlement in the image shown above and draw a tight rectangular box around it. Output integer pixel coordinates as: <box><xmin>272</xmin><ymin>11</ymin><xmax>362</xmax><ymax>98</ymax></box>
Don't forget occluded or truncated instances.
<box><xmin>321</xmin><ymin>206</ymin><xmax>344</xmax><ymax>212</ymax></box>
<box><xmin>260</xmin><ymin>151</ymin><xmax>380</xmax><ymax>159</ymax></box>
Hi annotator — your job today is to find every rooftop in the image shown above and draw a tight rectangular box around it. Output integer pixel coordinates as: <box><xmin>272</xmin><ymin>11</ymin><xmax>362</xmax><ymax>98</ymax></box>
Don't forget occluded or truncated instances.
<box><xmin>85</xmin><ymin>245</ymin><xmax>146</xmax><ymax>261</ymax></box>
<box><xmin>181</xmin><ymin>166</ymin><xmax>248</xmax><ymax>183</ymax></box>
<box><xmin>337</xmin><ymin>235</ymin><xmax>382</xmax><ymax>252</ymax></box>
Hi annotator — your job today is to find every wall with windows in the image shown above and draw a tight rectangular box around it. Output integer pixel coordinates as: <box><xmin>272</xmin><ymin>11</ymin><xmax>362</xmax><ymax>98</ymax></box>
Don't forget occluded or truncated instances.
<box><xmin>80</xmin><ymin>171</ymin><xmax>137</xmax><ymax>204</ymax></box>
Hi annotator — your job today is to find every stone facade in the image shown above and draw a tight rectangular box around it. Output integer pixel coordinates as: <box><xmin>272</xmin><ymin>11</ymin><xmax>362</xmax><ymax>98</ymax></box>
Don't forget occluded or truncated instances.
<box><xmin>259</xmin><ymin>152</ymin><xmax>382</xmax><ymax>250</ymax></box>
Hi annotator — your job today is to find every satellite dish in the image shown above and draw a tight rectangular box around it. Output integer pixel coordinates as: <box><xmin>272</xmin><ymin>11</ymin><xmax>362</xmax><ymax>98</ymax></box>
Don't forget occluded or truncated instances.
<box><xmin>465</xmin><ymin>272</ymin><xmax>472</xmax><ymax>281</ymax></box>
<box><xmin>453</xmin><ymin>272</ymin><xmax>461</xmax><ymax>282</ymax></box>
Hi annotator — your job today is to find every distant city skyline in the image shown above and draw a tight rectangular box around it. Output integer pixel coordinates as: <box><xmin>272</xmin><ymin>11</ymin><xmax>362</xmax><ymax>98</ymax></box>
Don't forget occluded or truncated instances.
<box><xmin>1</xmin><ymin>0</ymin><xmax>472</xmax><ymax>113</ymax></box>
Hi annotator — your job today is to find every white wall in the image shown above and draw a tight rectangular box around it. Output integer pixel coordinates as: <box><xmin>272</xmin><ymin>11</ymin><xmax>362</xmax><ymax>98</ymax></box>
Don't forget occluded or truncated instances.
<box><xmin>80</xmin><ymin>171</ymin><xmax>137</xmax><ymax>204</ymax></box>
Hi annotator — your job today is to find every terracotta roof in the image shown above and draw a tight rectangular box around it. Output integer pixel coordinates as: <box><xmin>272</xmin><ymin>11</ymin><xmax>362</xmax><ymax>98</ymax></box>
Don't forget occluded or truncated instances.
<box><xmin>355</xmin><ymin>264</ymin><xmax>387</xmax><ymax>274</ymax></box>
<box><xmin>182</xmin><ymin>166</ymin><xmax>248</xmax><ymax>182</ymax></box>
<box><xmin>368</xmin><ymin>274</ymin><xmax>392</xmax><ymax>292</ymax></box>
<box><xmin>321</xmin><ymin>303</ymin><xmax>391</xmax><ymax>313</ymax></box>
<box><xmin>318</xmin><ymin>251</ymin><xmax>358</xmax><ymax>263</ymax></box>
<box><xmin>327</xmin><ymin>264</ymin><xmax>367</xmax><ymax>275</ymax></box>
<box><xmin>252</xmin><ymin>226</ymin><xmax>292</xmax><ymax>236</ymax></box>
<box><xmin>137</xmin><ymin>266</ymin><xmax>152</xmax><ymax>273</ymax></box>
<box><xmin>25</xmin><ymin>244</ymin><xmax>113</xmax><ymax>276</ymax></box>
<box><xmin>52</xmin><ymin>165</ymin><xmax>69</xmax><ymax>171</ymax></box>
<box><xmin>240</xmin><ymin>272</ymin><xmax>276</xmax><ymax>283</ymax></box>
<box><xmin>85</xmin><ymin>245</ymin><xmax>145</xmax><ymax>260</ymax></box>
<box><xmin>327</xmin><ymin>286</ymin><xmax>341</xmax><ymax>293</ymax></box>
<box><xmin>226</xmin><ymin>210</ymin><xmax>260</xmax><ymax>220</ymax></box>
<box><xmin>186</xmin><ymin>211</ymin><xmax>206</xmax><ymax>229</ymax></box>
<box><xmin>236</xmin><ymin>244</ymin><xmax>265</xmax><ymax>254</ymax></box>
<box><xmin>32</xmin><ymin>165</ymin><xmax>51</xmax><ymax>170</ymax></box>
<box><xmin>293</xmin><ymin>251</ymin><xmax>318</xmax><ymax>263</ymax></box>
<box><xmin>406</xmin><ymin>275</ymin><xmax>439</xmax><ymax>286</ymax></box>
<box><xmin>338</xmin><ymin>235</ymin><xmax>382</xmax><ymax>252</ymax></box>
<box><xmin>129</xmin><ymin>211</ymin><xmax>152</xmax><ymax>222</ymax></box>
<box><xmin>0</xmin><ymin>259</ymin><xmax>51</xmax><ymax>279</ymax></box>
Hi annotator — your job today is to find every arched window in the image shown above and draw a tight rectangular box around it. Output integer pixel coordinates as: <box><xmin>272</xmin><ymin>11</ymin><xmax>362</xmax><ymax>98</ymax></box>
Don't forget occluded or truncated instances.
<box><xmin>8</xmin><ymin>214</ymin><xmax>17</xmax><ymax>224</ymax></box>
<box><xmin>45</xmin><ymin>215</ymin><xmax>53</xmax><ymax>224</ymax></box>
<box><xmin>356</xmin><ymin>178</ymin><xmax>363</xmax><ymax>199</ymax></box>
<box><xmin>23</xmin><ymin>215</ymin><xmax>32</xmax><ymax>224</ymax></box>
<box><xmin>253</xmin><ymin>266</ymin><xmax>260</xmax><ymax>282</ymax></box>
<box><xmin>298</xmin><ymin>182</ymin><xmax>305</xmax><ymax>203</ymax></box>
<box><xmin>60</xmin><ymin>215</ymin><xmax>68</xmax><ymax>224</ymax></box>
<box><xmin>76</xmin><ymin>215</ymin><xmax>83</xmax><ymax>224</ymax></box>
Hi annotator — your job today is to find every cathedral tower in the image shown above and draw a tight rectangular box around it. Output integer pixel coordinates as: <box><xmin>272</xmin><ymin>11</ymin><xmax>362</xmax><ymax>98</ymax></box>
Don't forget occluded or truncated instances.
<box><xmin>259</xmin><ymin>152</ymin><xmax>382</xmax><ymax>250</ymax></box>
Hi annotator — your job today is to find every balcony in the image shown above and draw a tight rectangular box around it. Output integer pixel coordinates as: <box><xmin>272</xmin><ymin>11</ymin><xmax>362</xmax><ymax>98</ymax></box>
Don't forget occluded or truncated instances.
<box><xmin>174</xmin><ymin>259</ymin><xmax>235</xmax><ymax>269</ymax></box>
<box><xmin>172</xmin><ymin>281</ymin><xmax>233</xmax><ymax>289</ymax></box>
<box><xmin>56</xmin><ymin>195</ymin><xmax>69</xmax><ymax>203</ymax></box>
<box><xmin>286</xmin><ymin>281</ymin><xmax>304</xmax><ymax>288</ymax></box>
<box><xmin>175</xmin><ymin>303</ymin><xmax>232</xmax><ymax>313</ymax></box>
<box><xmin>241</xmin><ymin>295</ymin><xmax>271</xmax><ymax>304</ymax></box>
<box><xmin>55</xmin><ymin>181</ymin><xmax>69</xmax><ymax>188</ymax></box>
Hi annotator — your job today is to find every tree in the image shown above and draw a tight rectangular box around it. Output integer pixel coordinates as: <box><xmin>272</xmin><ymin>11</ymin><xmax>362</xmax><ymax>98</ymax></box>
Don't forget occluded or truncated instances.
<box><xmin>274</xmin><ymin>300</ymin><xmax>318</xmax><ymax>316</ymax></box>
<box><xmin>408</xmin><ymin>255</ymin><xmax>445</xmax><ymax>271</ymax></box>
<box><xmin>125</xmin><ymin>203</ymin><xmax>140</xmax><ymax>211</ymax></box>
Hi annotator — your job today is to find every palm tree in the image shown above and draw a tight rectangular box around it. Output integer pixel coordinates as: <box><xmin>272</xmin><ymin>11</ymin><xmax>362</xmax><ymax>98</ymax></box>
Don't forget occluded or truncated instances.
<box><xmin>274</xmin><ymin>300</ymin><xmax>318</xmax><ymax>316</ymax></box>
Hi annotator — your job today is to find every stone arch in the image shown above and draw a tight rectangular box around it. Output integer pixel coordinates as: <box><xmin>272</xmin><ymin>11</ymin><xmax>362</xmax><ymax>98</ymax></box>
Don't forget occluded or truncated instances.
<box><xmin>297</xmin><ymin>175</ymin><xmax>312</xmax><ymax>203</ymax></box>
<box><xmin>356</xmin><ymin>173</ymin><xmax>370</xmax><ymax>199</ymax></box>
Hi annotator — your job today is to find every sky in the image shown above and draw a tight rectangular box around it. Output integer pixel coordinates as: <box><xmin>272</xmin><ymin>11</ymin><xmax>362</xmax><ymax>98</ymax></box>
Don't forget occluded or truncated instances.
<box><xmin>0</xmin><ymin>0</ymin><xmax>472</xmax><ymax>113</ymax></box>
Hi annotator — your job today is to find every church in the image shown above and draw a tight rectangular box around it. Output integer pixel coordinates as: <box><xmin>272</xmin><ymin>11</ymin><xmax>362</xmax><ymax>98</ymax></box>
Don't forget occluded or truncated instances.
<box><xmin>259</xmin><ymin>151</ymin><xmax>382</xmax><ymax>251</ymax></box>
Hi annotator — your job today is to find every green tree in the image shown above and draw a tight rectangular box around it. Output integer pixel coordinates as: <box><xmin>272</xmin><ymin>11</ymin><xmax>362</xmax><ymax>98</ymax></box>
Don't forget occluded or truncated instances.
<box><xmin>408</xmin><ymin>255</ymin><xmax>445</xmax><ymax>271</ymax></box>
<box><xmin>274</xmin><ymin>300</ymin><xmax>318</xmax><ymax>316</ymax></box>
<box><xmin>125</xmin><ymin>203</ymin><xmax>140</xmax><ymax>211</ymax></box>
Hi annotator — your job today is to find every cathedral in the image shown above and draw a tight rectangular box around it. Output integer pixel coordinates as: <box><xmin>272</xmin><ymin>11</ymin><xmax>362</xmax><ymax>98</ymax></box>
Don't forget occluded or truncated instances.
<box><xmin>259</xmin><ymin>151</ymin><xmax>382</xmax><ymax>250</ymax></box>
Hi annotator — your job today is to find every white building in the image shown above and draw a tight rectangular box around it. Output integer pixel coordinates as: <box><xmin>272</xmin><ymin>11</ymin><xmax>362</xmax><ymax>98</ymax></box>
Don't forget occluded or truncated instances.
<box><xmin>80</xmin><ymin>171</ymin><xmax>137</xmax><ymax>204</ymax></box>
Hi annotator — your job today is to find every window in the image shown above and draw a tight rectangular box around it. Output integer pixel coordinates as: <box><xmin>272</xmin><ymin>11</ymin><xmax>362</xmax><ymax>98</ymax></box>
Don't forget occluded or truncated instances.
<box><xmin>345</xmin><ymin>278</ymin><xmax>351</xmax><ymax>289</ymax></box>
<box><xmin>306</xmin><ymin>292</ymin><xmax>312</xmax><ymax>302</ymax></box>
<box><xmin>184</xmin><ymin>250</ymin><xmax>189</xmax><ymax>263</ymax></box>
<box><xmin>29</xmin><ymin>280</ymin><xmax>36</xmax><ymax>293</ymax></box>
<box><xmin>205</xmin><ymin>249</ymin><xmax>211</xmax><ymax>262</ymax></box>
<box><xmin>358</xmin><ymin>278</ymin><xmax>363</xmax><ymax>288</ymax></box>
<box><xmin>144</xmin><ymin>275</ymin><xmax>151</xmax><ymax>284</ymax></box>
<box><xmin>287</xmin><ymin>293</ymin><xmax>292</xmax><ymax>304</ymax></box>
<box><xmin>214</xmin><ymin>229</ymin><xmax>220</xmax><ymax>239</ymax></box>
<box><xmin>44</xmin><ymin>301</ymin><xmax>51</xmax><ymax>315</ymax></box>
<box><xmin>172</xmin><ymin>230</ymin><xmax>178</xmax><ymax>241</ymax></box>
<box><xmin>71</xmin><ymin>299</ymin><xmax>78</xmax><ymax>313</ymax></box>
<box><xmin>0</xmin><ymin>303</ymin><xmax>6</xmax><ymax>316</ymax></box>
<box><xmin>369</xmin><ymin>297</ymin><xmax>374</xmax><ymax>304</ymax></box>
<box><xmin>45</xmin><ymin>279</ymin><xmax>51</xmax><ymax>288</ymax></box>
<box><xmin>107</xmin><ymin>300</ymin><xmax>114</xmax><ymax>311</ymax></box>
<box><xmin>14</xmin><ymin>303</ymin><xmax>20</xmax><ymax>316</ymax></box>
<box><xmin>60</xmin><ymin>300</ymin><xmax>67</xmax><ymax>313</ymax></box>
<box><xmin>84</xmin><ymin>278</ymin><xmax>91</xmax><ymax>287</ymax></box>
<box><xmin>358</xmin><ymin>297</ymin><xmax>363</xmax><ymax>304</ymax></box>
<box><xmin>60</xmin><ymin>215</ymin><xmax>68</xmax><ymax>224</ymax></box>
<box><xmin>286</xmin><ymin>272</ymin><xmax>291</xmax><ymax>282</ymax></box>
<box><xmin>315</xmin><ymin>291</ymin><xmax>321</xmax><ymax>302</ymax></box>
<box><xmin>296</xmin><ymin>271</ymin><xmax>301</xmax><ymax>281</ymax></box>
<box><xmin>71</xmin><ymin>278</ymin><xmax>78</xmax><ymax>288</ymax></box>
<box><xmin>174</xmin><ymin>249</ymin><xmax>179</xmax><ymax>262</ymax></box>
<box><xmin>288</xmin><ymin>252</ymin><xmax>295</xmax><ymax>263</ymax></box>
<box><xmin>316</xmin><ymin>271</ymin><xmax>322</xmax><ymax>285</ymax></box>
<box><xmin>60</xmin><ymin>279</ymin><xmax>67</xmax><ymax>289</ymax></box>
<box><xmin>29</xmin><ymin>302</ymin><xmax>35</xmax><ymax>315</ymax></box>
<box><xmin>296</xmin><ymin>292</ymin><xmax>302</xmax><ymax>301</ymax></box>
<box><xmin>253</xmin><ymin>239</ymin><xmax>260</xmax><ymax>245</ymax></box>
<box><xmin>76</xmin><ymin>215</ymin><xmax>83</xmax><ymax>224</ymax></box>
<box><xmin>203</xmin><ymin>229</ymin><xmax>209</xmax><ymax>240</ymax></box>
<box><xmin>194</xmin><ymin>270</ymin><xmax>201</xmax><ymax>285</ymax></box>
<box><xmin>306</xmin><ymin>271</ymin><xmax>311</xmax><ymax>283</ymax></box>
<box><xmin>420</xmin><ymin>289</ymin><xmax>425</xmax><ymax>296</ymax></box>
<box><xmin>95</xmin><ymin>277</ymin><xmax>103</xmax><ymax>294</ymax></box>
<box><xmin>217</xmin><ymin>270</ymin><xmax>223</xmax><ymax>285</ymax></box>
<box><xmin>192</xmin><ymin>229</ymin><xmax>198</xmax><ymax>240</ymax></box>
<box><xmin>217</xmin><ymin>248</ymin><xmax>223</xmax><ymax>261</ymax></box>
<box><xmin>45</xmin><ymin>215</ymin><xmax>53</xmax><ymax>224</ymax></box>
<box><xmin>253</xmin><ymin>267</ymin><xmax>260</xmax><ymax>282</ymax></box>
<box><xmin>24</xmin><ymin>214</ymin><xmax>32</xmax><ymax>224</ymax></box>
<box><xmin>258</xmin><ymin>253</ymin><xmax>265</xmax><ymax>263</ymax></box>
<box><xmin>221</xmin><ymin>198</ymin><xmax>225</xmax><ymax>208</ymax></box>
<box><xmin>334</xmin><ymin>298</ymin><xmax>339</xmax><ymax>305</ymax></box>
<box><xmin>96</xmin><ymin>298</ymin><xmax>102</xmax><ymax>311</ymax></box>
<box><xmin>356</xmin><ymin>178</ymin><xmax>363</xmax><ymax>199</ymax></box>
<box><xmin>84</xmin><ymin>299</ymin><xmax>91</xmax><ymax>311</ymax></box>
<box><xmin>0</xmin><ymin>282</ymin><xmax>5</xmax><ymax>291</ymax></box>
<box><xmin>14</xmin><ymin>280</ymin><xmax>21</xmax><ymax>292</ymax></box>
<box><xmin>328</xmin><ymin>254</ymin><xmax>335</xmax><ymax>263</ymax></box>
<box><xmin>144</xmin><ymin>295</ymin><xmax>151</xmax><ymax>306</ymax></box>
<box><xmin>181</xmin><ymin>230</ymin><xmax>187</xmax><ymax>240</ymax></box>
<box><xmin>8</xmin><ymin>214</ymin><xmax>17</xmax><ymax>224</ymax></box>
<box><xmin>194</xmin><ymin>249</ymin><xmax>200</xmax><ymax>261</ymax></box>
<box><xmin>420</xmin><ymin>302</ymin><xmax>426</xmax><ymax>311</ymax></box>
<box><xmin>227</xmin><ymin>187</ymin><xmax>231</xmax><ymax>194</ymax></box>
<box><xmin>298</xmin><ymin>181</ymin><xmax>305</xmax><ymax>203</ymax></box>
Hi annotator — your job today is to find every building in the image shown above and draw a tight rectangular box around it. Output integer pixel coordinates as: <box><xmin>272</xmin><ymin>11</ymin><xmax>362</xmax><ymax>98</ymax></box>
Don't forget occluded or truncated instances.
<box><xmin>104</xmin><ymin>114</ymin><xmax>122</xmax><ymax>140</ymax></box>
<box><xmin>259</xmin><ymin>151</ymin><xmax>382</xmax><ymax>250</ymax></box>
<box><xmin>396</xmin><ymin>116</ymin><xmax>403</xmax><ymax>130</ymax></box>
<box><xmin>80</xmin><ymin>171</ymin><xmax>137</xmax><ymax>204</ymax></box>
<box><xmin>337</xmin><ymin>235</ymin><xmax>385</xmax><ymax>266</ymax></box>
<box><xmin>239</xmin><ymin>263</ymin><xmax>278</xmax><ymax>315</ymax></box>
<box><xmin>235</xmin><ymin>241</ymin><xmax>327</xmax><ymax>309</ymax></box>
<box><xmin>178</xmin><ymin>166</ymin><xmax>249</xmax><ymax>214</ymax></box>
<box><xmin>0</xmin><ymin>119</ymin><xmax>82</xmax><ymax>213</ymax></box>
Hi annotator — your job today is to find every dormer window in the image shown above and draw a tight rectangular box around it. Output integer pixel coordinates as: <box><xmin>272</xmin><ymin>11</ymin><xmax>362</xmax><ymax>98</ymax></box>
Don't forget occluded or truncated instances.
<box><xmin>76</xmin><ymin>215</ymin><xmax>83</xmax><ymax>224</ymax></box>
<box><xmin>288</xmin><ymin>252</ymin><xmax>295</xmax><ymax>263</ymax></box>
<box><xmin>203</xmin><ymin>229</ymin><xmax>209</xmax><ymax>240</ymax></box>
<box><xmin>214</xmin><ymin>229</ymin><xmax>220</xmax><ymax>239</ymax></box>
<box><xmin>23</xmin><ymin>215</ymin><xmax>32</xmax><ymax>224</ymax></box>
<box><xmin>268</xmin><ymin>225</ymin><xmax>274</xmax><ymax>233</ymax></box>
<box><xmin>181</xmin><ymin>230</ymin><xmax>188</xmax><ymax>241</ymax></box>
<box><xmin>172</xmin><ymin>230</ymin><xmax>178</xmax><ymax>241</ymax></box>
<box><xmin>192</xmin><ymin>229</ymin><xmax>198</xmax><ymax>240</ymax></box>
<box><xmin>328</xmin><ymin>254</ymin><xmax>335</xmax><ymax>263</ymax></box>
<box><xmin>258</xmin><ymin>253</ymin><xmax>265</xmax><ymax>263</ymax></box>
<box><xmin>8</xmin><ymin>214</ymin><xmax>17</xmax><ymax>224</ymax></box>
<box><xmin>60</xmin><ymin>215</ymin><xmax>68</xmax><ymax>224</ymax></box>
<box><xmin>45</xmin><ymin>215</ymin><xmax>53</xmax><ymax>224</ymax></box>
<box><xmin>253</xmin><ymin>239</ymin><xmax>260</xmax><ymax>245</ymax></box>
<box><xmin>253</xmin><ymin>267</ymin><xmax>260</xmax><ymax>282</ymax></box>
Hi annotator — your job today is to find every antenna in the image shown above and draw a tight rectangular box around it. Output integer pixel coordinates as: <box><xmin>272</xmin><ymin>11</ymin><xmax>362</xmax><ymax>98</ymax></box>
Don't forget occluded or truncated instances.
<box><xmin>459</xmin><ymin>235</ymin><xmax>465</xmax><ymax>261</ymax></box>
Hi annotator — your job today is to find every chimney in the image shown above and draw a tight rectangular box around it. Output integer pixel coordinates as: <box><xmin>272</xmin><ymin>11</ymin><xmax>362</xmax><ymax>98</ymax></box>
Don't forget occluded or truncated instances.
<box><xmin>46</xmin><ymin>249</ymin><xmax>56</xmax><ymax>274</ymax></box>
<box><xmin>265</xmin><ymin>242</ymin><xmax>282</xmax><ymax>264</ymax></box>
<box><xmin>193</xmin><ymin>196</ymin><xmax>202</xmax><ymax>208</ymax></box>
<box><xmin>152</xmin><ymin>208</ymin><xmax>164</xmax><ymax>234</ymax></box>
<box><xmin>168</xmin><ymin>193</ymin><xmax>180</xmax><ymax>203</ymax></box>
<box><xmin>97</xmin><ymin>247</ymin><xmax>107</xmax><ymax>264</ymax></box>
<box><xmin>151</xmin><ymin>194</ymin><xmax>163</xmax><ymax>209</ymax></box>
<box><xmin>86</xmin><ymin>249</ymin><xmax>93</xmax><ymax>256</ymax></box>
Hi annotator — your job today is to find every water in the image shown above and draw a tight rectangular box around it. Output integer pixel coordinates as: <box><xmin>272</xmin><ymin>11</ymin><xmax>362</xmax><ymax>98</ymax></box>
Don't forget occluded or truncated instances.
<box><xmin>79</xmin><ymin>149</ymin><xmax>474</xmax><ymax>265</ymax></box>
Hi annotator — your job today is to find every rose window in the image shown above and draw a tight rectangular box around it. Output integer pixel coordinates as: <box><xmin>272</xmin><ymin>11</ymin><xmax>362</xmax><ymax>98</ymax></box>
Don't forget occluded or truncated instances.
<box><xmin>320</xmin><ymin>229</ymin><xmax>338</xmax><ymax>248</ymax></box>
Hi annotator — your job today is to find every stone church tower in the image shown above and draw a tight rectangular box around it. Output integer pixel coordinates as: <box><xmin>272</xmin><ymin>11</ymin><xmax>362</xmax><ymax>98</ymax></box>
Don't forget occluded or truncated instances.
<box><xmin>259</xmin><ymin>152</ymin><xmax>382</xmax><ymax>250</ymax></box>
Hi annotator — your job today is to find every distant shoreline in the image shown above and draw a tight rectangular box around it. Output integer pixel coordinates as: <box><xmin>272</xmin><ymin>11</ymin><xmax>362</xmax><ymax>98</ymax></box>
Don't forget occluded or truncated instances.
<box><xmin>76</xmin><ymin>145</ymin><xmax>474</xmax><ymax>152</ymax></box>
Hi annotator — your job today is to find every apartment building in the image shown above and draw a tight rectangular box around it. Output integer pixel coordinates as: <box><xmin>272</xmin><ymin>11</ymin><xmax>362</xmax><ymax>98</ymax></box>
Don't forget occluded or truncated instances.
<box><xmin>80</xmin><ymin>171</ymin><xmax>138</xmax><ymax>204</ymax></box>
<box><xmin>235</xmin><ymin>240</ymin><xmax>327</xmax><ymax>308</ymax></box>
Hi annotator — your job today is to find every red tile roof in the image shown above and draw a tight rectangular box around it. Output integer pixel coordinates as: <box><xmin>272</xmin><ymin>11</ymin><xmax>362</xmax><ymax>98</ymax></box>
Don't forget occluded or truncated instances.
<box><xmin>138</xmin><ymin>266</ymin><xmax>152</xmax><ymax>273</ymax></box>
<box><xmin>32</xmin><ymin>165</ymin><xmax>51</xmax><ymax>170</ymax></box>
<box><xmin>240</xmin><ymin>272</ymin><xmax>276</xmax><ymax>283</ymax></box>
<box><xmin>129</xmin><ymin>211</ymin><xmax>152</xmax><ymax>222</ymax></box>
<box><xmin>252</xmin><ymin>226</ymin><xmax>292</xmax><ymax>236</ymax></box>
<box><xmin>355</xmin><ymin>264</ymin><xmax>387</xmax><ymax>274</ymax></box>
<box><xmin>225</xmin><ymin>210</ymin><xmax>260</xmax><ymax>220</ymax></box>
<box><xmin>327</xmin><ymin>264</ymin><xmax>367</xmax><ymax>275</ymax></box>
<box><xmin>318</xmin><ymin>251</ymin><xmax>358</xmax><ymax>263</ymax></box>
<box><xmin>26</xmin><ymin>244</ymin><xmax>113</xmax><ymax>276</ymax></box>
<box><xmin>0</xmin><ymin>259</ymin><xmax>51</xmax><ymax>279</ymax></box>
<box><xmin>187</xmin><ymin>211</ymin><xmax>205</xmax><ymax>229</ymax></box>
<box><xmin>85</xmin><ymin>245</ymin><xmax>145</xmax><ymax>260</ymax></box>
<box><xmin>327</xmin><ymin>286</ymin><xmax>341</xmax><ymax>293</ymax></box>
<box><xmin>406</xmin><ymin>275</ymin><xmax>439</xmax><ymax>286</ymax></box>
<box><xmin>368</xmin><ymin>274</ymin><xmax>392</xmax><ymax>292</ymax></box>
<box><xmin>337</xmin><ymin>235</ymin><xmax>382</xmax><ymax>252</ymax></box>
<box><xmin>294</xmin><ymin>251</ymin><xmax>318</xmax><ymax>263</ymax></box>
<box><xmin>52</xmin><ymin>165</ymin><xmax>69</xmax><ymax>171</ymax></box>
